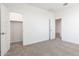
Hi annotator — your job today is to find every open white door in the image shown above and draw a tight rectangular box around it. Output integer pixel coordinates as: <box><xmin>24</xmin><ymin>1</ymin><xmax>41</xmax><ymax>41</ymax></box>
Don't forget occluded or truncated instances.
<box><xmin>1</xmin><ymin>4</ymin><xmax>10</xmax><ymax>56</ymax></box>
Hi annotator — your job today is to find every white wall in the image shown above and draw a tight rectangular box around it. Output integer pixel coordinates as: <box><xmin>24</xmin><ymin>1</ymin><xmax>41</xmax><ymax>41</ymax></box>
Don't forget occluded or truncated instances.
<box><xmin>55</xmin><ymin>4</ymin><xmax>79</xmax><ymax>44</ymax></box>
<box><xmin>23</xmin><ymin>5</ymin><xmax>55</xmax><ymax>45</ymax></box>
<box><xmin>1</xmin><ymin>4</ymin><xmax>10</xmax><ymax>55</ymax></box>
<box><xmin>5</xmin><ymin>4</ymin><xmax>55</xmax><ymax>45</ymax></box>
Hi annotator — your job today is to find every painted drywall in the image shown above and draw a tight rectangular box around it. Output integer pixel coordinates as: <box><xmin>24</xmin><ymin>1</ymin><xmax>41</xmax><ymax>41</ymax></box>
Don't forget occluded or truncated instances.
<box><xmin>55</xmin><ymin>4</ymin><xmax>79</xmax><ymax>44</ymax></box>
<box><xmin>23</xmin><ymin>5</ymin><xmax>55</xmax><ymax>45</ymax></box>
<box><xmin>4</xmin><ymin>4</ymin><xmax>55</xmax><ymax>45</ymax></box>
<box><xmin>1</xmin><ymin>4</ymin><xmax>10</xmax><ymax>55</ymax></box>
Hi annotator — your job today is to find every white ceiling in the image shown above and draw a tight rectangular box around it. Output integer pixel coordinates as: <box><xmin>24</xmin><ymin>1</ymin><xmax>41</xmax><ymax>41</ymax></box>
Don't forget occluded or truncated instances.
<box><xmin>4</xmin><ymin>3</ymin><xmax>79</xmax><ymax>12</ymax></box>
<box><xmin>28</xmin><ymin>3</ymin><xmax>79</xmax><ymax>12</ymax></box>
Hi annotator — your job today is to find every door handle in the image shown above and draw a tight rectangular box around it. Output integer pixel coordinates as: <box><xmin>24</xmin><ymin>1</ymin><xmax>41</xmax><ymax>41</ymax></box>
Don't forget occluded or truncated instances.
<box><xmin>0</xmin><ymin>32</ymin><xmax>6</xmax><ymax>35</ymax></box>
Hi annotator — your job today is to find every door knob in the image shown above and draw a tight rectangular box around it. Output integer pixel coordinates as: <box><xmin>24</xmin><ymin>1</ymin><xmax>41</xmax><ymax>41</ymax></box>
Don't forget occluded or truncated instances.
<box><xmin>0</xmin><ymin>32</ymin><xmax>6</xmax><ymax>35</ymax></box>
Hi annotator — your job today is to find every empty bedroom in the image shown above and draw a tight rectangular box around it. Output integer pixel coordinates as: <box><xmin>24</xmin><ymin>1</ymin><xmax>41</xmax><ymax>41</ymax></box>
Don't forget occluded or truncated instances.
<box><xmin>1</xmin><ymin>3</ymin><xmax>79</xmax><ymax>56</ymax></box>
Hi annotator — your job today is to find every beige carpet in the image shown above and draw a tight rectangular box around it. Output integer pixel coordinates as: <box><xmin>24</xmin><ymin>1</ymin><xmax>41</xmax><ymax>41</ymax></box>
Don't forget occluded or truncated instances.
<box><xmin>5</xmin><ymin>39</ymin><xmax>79</xmax><ymax>56</ymax></box>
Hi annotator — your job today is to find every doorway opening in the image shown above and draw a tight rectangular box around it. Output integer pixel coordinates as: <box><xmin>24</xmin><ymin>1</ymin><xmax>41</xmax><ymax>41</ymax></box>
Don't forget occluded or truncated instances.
<box><xmin>9</xmin><ymin>12</ymin><xmax>23</xmax><ymax>47</ymax></box>
<box><xmin>55</xmin><ymin>18</ymin><xmax>62</xmax><ymax>40</ymax></box>
<box><xmin>10</xmin><ymin>21</ymin><xmax>23</xmax><ymax>47</ymax></box>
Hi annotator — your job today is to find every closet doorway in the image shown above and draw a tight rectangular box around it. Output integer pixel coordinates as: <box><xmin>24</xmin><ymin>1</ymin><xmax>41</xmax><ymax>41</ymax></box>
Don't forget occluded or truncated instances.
<box><xmin>55</xmin><ymin>18</ymin><xmax>62</xmax><ymax>40</ymax></box>
<box><xmin>10</xmin><ymin>21</ymin><xmax>23</xmax><ymax>46</ymax></box>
